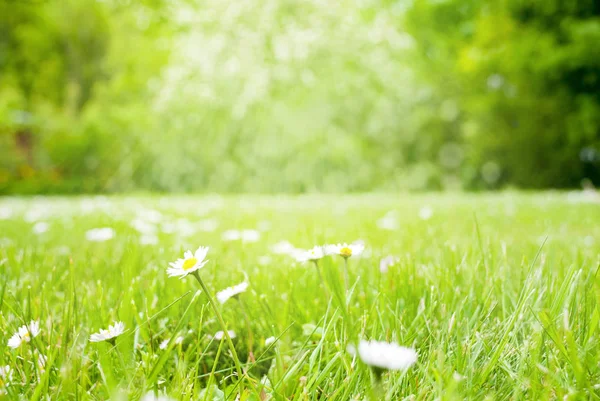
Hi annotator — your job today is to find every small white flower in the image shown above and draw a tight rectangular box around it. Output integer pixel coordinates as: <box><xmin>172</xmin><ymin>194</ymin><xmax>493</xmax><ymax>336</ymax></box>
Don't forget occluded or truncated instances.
<box><xmin>159</xmin><ymin>336</ymin><xmax>184</xmax><ymax>349</ymax></box>
<box><xmin>295</xmin><ymin>246</ymin><xmax>324</xmax><ymax>263</ymax></box>
<box><xmin>85</xmin><ymin>227</ymin><xmax>115</xmax><ymax>242</ymax></box>
<box><xmin>167</xmin><ymin>246</ymin><xmax>209</xmax><ymax>278</ymax></box>
<box><xmin>8</xmin><ymin>320</ymin><xmax>41</xmax><ymax>348</ymax></box>
<box><xmin>270</xmin><ymin>240</ymin><xmax>296</xmax><ymax>255</ymax></box>
<box><xmin>216</xmin><ymin>282</ymin><xmax>249</xmax><ymax>304</ymax></box>
<box><xmin>265</xmin><ymin>336</ymin><xmax>276</xmax><ymax>346</ymax></box>
<box><xmin>418</xmin><ymin>206</ymin><xmax>433</xmax><ymax>220</ymax></box>
<box><xmin>377</xmin><ymin>211</ymin><xmax>399</xmax><ymax>231</ymax></box>
<box><xmin>379</xmin><ymin>255</ymin><xmax>399</xmax><ymax>273</ymax></box>
<box><xmin>327</xmin><ymin>242</ymin><xmax>364</xmax><ymax>258</ymax></box>
<box><xmin>140</xmin><ymin>234</ymin><xmax>159</xmax><ymax>245</ymax></box>
<box><xmin>0</xmin><ymin>207</ymin><xmax>13</xmax><ymax>220</ymax></box>
<box><xmin>213</xmin><ymin>330</ymin><xmax>236</xmax><ymax>340</ymax></box>
<box><xmin>241</xmin><ymin>229</ymin><xmax>260</xmax><ymax>242</ymax></box>
<box><xmin>0</xmin><ymin>365</ymin><xmax>12</xmax><ymax>393</ymax></box>
<box><xmin>222</xmin><ymin>230</ymin><xmax>241</xmax><ymax>241</ymax></box>
<box><xmin>32</xmin><ymin>222</ymin><xmax>49</xmax><ymax>235</ymax></box>
<box><xmin>352</xmin><ymin>340</ymin><xmax>417</xmax><ymax>371</ymax></box>
<box><xmin>198</xmin><ymin>219</ymin><xmax>219</xmax><ymax>232</ymax></box>
<box><xmin>37</xmin><ymin>353</ymin><xmax>47</xmax><ymax>373</ymax></box>
<box><xmin>89</xmin><ymin>321</ymin><xmax>125</xmax><ymax>343</ymax></box>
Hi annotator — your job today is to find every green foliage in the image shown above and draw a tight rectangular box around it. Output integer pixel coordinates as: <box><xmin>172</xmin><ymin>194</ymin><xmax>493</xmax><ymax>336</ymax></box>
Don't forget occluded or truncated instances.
<box><xmin>0</xmin><ymin>0</ymin><xmax>599</xmax><ymax>193</ymax></box>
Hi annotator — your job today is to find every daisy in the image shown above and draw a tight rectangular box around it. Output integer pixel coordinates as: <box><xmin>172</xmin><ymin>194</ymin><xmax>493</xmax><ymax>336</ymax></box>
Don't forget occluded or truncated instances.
<box><xmin>216</xmin><ymin>282</ymin><xmax>249</xmax><ymax>304</ymax></box>
<box><xmin>270</xmin><ymin>240</ymin><xmax>296</xmax><ymax>255</ymax></box>
<box><xmin>351</xmin><ymin>340</ymin><xmax>417</xmax><ymax>371</ymax></box>
<box><xmin>32</xmin><ymin>222</ymin><xmax>49</xmax><ymax>235</ymax></box>
<box><xmin>265</xmin><ymin>336</ymin><xmax>276</xmax><ymax>346</ymax></box>
<box><xmin>213</xmin><ymin>330</ymin><xmax>236</xmax><ymax>340</ymax></box>
<box><xmin>327</xmin><ymin>242</ymin><xmax>364</xmax><ymax>258</ymax></box>
<box><xmin>241</xmin><ymin>229</ymin><xmax>260</xmax><ymax>243</ymax></box>
<box><xmin>89</xmin><ymin>321</ymin><xmax>125</xmax><ymax>343</ymax></box>
<box><xmin>167</xmin><ymin>246</ymin><xmax>209</xmax><ymax>278</ymax></box>
<box><xmin>8</xmin><ymin>320</ymin><xmax>41</xmax><ymax>348</ymax></box>
<box><xmin>295</xmin><ymin>246</ymin><xmax>325</xmax><ymax>263</ymax></box>
<box><xmin>159</xmin><ymin>336</ymin><xmax>184</xmax><ymax>350</ymax></box>
<box><xmin>418</xmin><ymin>206</ymin><xmax>433</xmax><ymax>220</ymax></box>
<box><xmin>85</xmin><ymin>227</ymin><xmax>115</xmax><ymax>242</ymax></box>
<box><xmin>379</xmin><ymin>255</ymin><xmax>399</xmax><ymax>273</ymax></box>
<box><xmin>0</xmin><ymin>365</ymin><xmax>12</xmax><ymax>394</ymax></box>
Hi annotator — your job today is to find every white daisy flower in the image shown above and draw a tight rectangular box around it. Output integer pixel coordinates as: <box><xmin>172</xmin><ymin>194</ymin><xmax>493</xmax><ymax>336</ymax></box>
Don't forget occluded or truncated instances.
<box><xmin>198</xmin><ymin>218</ymin><xmax>219</xmax><ymax>232</ymax></box>
<box><xmin>222</xmin><ymin>230</ymin><xmax>241</xmax><ymax>241</ymax></box>
<box><xmin>327</xmin><ymin>242</ymin><xmax>365</xmax><ymax>258</ymax></box>
<box><xmin>32</xmin><ymin>222</ymin><xmax>49</xmax><ymax>235</ymax></box>
<box><xmin>241</xmin><ymin>229</ymin><xmax>260</xmax><ymax>242</ymax></box>
<box><xmin>167</xmin><ymin>246</ymin><xmax>209</xmax><ymax>278</ymax></box>
<box><xmin>216</xmin><ymin>282</ymin><xmax>249</xmax><ymax>304</ymax></box>
<box><xmin>159</xmin><ymin>336</ymin><xmax>184</xmax><ymax>350</ymax></box>
<box><xmin>8</xmin><ymin>320</ymin><xmax>41</xmax><ymax>348</ymax></box>
<box><xmin>418</xmin><ymin>206</ymin><xmax>433</xmax><ymax>220</ymax></box>
<box><xmin>140</xmin><ymin>234</ymin><xmax>159</xmax><ymax>245</ymax></box>
<box><xmin>377</xmin><ymin>211</ymin><xmax>399</xmax><ymax>231</ymax></box>
<box><xmin>379</xmin><ymin>255</ymin><xmax>399</xmax><ymax>273</ymax></box>
<box><xmin>89</xmin><ymin>321</ymin><xmax>125</xmax><ymax>343</ymax></box>
<box><xmin>265</xmin><ymin>336</ymin><xmax>276</xmax><ymax>346</ymax></box>
<box><xmin>0</xmin><ymin>207</ymin><xmax>13</xmax><ymax>220</ymax></box>
<box><xmin>295</xmin><ymin>246</ymin><xmax>325</xmax><ymax>263</ymax></box>
<box><xmin>351</xmin><ymin>340</ymin><xmax>417</xmax><ymax>371</ymax></box>
<box><xmin>37</xmin><ymin>353</ymin><xmax>47</xmax><ymax>373</ymax></box>
<box><xmin>270</xmin><ymin>240</ymin><xmax>296</xmax><ymax>255</ymax></box>
<box><xmin>0</xmin><ymin>365</ymin><xmax>12</xmax><ymax>394</ymax></box>
<box><xmin>213</xmin><ymin>330</ymin><xmax>236</xmax><ymax>340</ymax></box>
<box><xmin>85</xmin><ymin>227</ymin><xmax>115</xmax><ymax>242</ymax></box>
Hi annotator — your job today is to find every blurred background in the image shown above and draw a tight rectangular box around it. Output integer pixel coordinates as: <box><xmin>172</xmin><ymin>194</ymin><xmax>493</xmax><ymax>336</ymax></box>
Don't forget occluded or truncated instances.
<box><xmin>0</xmin><ymin>0</ymin><xmax>599</xmax><ymax>194</ymax></box>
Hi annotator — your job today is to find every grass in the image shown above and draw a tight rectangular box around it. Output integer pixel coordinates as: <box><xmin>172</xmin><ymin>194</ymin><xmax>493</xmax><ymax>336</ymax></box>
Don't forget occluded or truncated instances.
<box><xmin>0</xmin><ymin>192</ymin><xmax>599</xmax><ymax>400</ymax></box>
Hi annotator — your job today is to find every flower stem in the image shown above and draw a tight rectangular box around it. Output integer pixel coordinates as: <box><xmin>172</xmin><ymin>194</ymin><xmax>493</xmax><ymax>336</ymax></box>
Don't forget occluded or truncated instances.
<box><xmin>343</xmin><ymin>257</ymin><xmax>349</xmax><ymax>295</ymax></box>
<box><xmin>312</xmin><ymin>260</ymin><xmax>330</xmax><ymax>299</ymax></box>
<box><xmin>191</xmin><ymin>271</ymin><xmax>245</xmax><ymax>386</ymax></box>
<box><xmin>237</xmin><ymin>298</ymin><xmax>254</xmax><ymax>361</ymax></box>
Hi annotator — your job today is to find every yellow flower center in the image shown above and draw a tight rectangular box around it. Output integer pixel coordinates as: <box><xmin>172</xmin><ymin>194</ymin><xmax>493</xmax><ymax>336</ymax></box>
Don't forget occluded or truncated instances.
<box><xmin>340</xmin><ymin>247</ymin><xmax>352</xmax><ymax>257</ymax></box>
<box><xmin>183</xmin><ymin>257</ymin><xmax>198</xmax><ymax>271</ymax></box>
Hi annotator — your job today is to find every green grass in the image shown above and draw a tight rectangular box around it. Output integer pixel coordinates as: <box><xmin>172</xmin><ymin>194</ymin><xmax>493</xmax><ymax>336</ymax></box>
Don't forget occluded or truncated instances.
<box><xmin>0</xmin><ymin>193</ymin><xmax>599</xmax><ymax>400</ymax></box>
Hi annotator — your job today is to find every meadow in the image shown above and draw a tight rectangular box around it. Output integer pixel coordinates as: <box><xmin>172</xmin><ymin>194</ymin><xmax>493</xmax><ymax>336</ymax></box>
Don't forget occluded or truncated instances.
<box><xmin>0</xmin><ymin>193</ymin><xmax>598</xmax><ymax>400</ymax></box>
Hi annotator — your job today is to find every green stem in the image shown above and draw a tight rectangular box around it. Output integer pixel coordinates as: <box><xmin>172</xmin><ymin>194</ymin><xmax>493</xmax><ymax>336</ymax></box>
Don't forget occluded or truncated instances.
<box><xmin>343</xmin><ymin>257</ymin><xmax>349</xmax><ymax>296</ymax></box>
<box><xmin>191</xmin><ymin>272</ymin><xmax>245</xmax><ymax>386</ymax></box>
<box><xmin>237</xmin><ymin>298</ymin><xmax>254</xmax><ymax>358</ymax></box>
<box><xmin>312</xmin><ymin>260</ymin><xmax>330</xmax><ymax>299</ymax></box>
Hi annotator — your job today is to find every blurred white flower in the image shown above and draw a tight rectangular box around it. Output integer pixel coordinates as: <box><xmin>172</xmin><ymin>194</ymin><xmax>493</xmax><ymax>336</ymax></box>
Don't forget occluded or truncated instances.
<box><xmin>85</xmin><ymin>227</ymin><xmax>115</xmax><ymax>242</ymax></box>
<box><xmin>198</xmin><ymin>218</ymin><xmax>219</xmax><ymax>232</ymax></box>
<box><xmin>8</xmin><ymin>320</ymin><xmax>41</xmax><ymax>348</ymax></box>
<box><xmin>167</xmin><ymin>246</ymin><xmax>209</xmax><ymax>278</ymax></box>
<box><xmin>265</xmin><ymin>336</ymin><xmax>276</xmax><ymax>346</ymax></box>
<box><xmin>241</xmin><ymin>229</ymin><xmax>260</xmax><ymax>242</ymax></box>
<box><xmin>377</xmin><ymin>211</ymin><xmax>399</xmax><ymax>231</ymax></box>
<box><xmin>379</xmin><ymin>255</ymin><xmax>399</xmax><ymax>273</ymax></box>
<box><xmin>270</xmin><ymin>240</ymin><xmax>296</xmax><ymax>255</ymax></box>
<box><xmin>37</xmin><ymin>353</ymin><xmax>47</xmax><ymax>373</ymax></box>
<box><xmin>140</xmin><ymin>234</ymin><xmax>159</xmax><ymax>245</ymax></box>
<box><xmin>222</xmin><ymin>230</ymin><xmax>241</xmax><ymax>241</ymax></box>
<box><xmin>418</xmin><ymin>206</ymin><xmax>433</xmax><ymax>220</ymax></box>
<box><xmin>295</xmin><ymin>246</ymin><xmax>325</xmax><ymax>263</ymax></box>
<box><xmin>131</xmin><ymin>218</ymin><xmax>157</xmax><ymax>235</ymax></box>
<box><xmin>0</xmin><ymin>207</ymin><xmax>13</xmax><ymax>220</ymax></box>
<box><xmin>327</xmin><ymin>243</ymin><xmax>364</xmax><ymax>258</ymax></box>
<box><xmin>89</xmin><ymin>321</ymin><xmax>125</xmax><ymax>343</ymax></box>
<box><xmin>350</xmin><ymin>340</ymin><xmax>417</xmax><ymax>371</ymax></box>
<box><xmin>159</xmin><ymin>336</ymin><xmax>184</xmax><ymax>350</ymax></box>
<box><xmin>222</xmin><ymin>229</ymin><xmax>260</xmax><ymax>242</ymax></box>
<box><xmin>216</xmin><ymin>282</ymin><xmax>249</xmax><ymax>304</ymax></box>
<box><xmin>213</xmin><ymin>330</ymin><xmax>236</xmax><ymax>340</ymax></box>
<box><xmin>0</xmin><ymin>365</ymin><xmax>12</xmax><ymax>394</ymax></box>
<box><xmin>32</xmin><ymin>222</ymin><xmax>49</xmax><ymax>235</ymax></box>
